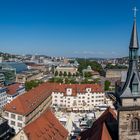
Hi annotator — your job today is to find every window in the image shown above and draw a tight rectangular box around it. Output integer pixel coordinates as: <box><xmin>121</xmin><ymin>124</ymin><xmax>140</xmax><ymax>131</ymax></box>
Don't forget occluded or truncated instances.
<box><xmin>18</xmin><ymin>122</ymin><xmax>22</xmax><ymax>128</ymax></box>
<box><xmin>132</xmin><ymin>84</ymin><xmax>138</xmax><ymax>93</ymax></box>
<box><xmin>130</xmin><ymin>49</ymin><xmax>138</xmax><ymax>59</ymax></box>
<box><xmin>5</xmin><ymin>112</ymin><xmax>9</xmax><ymax>117</ymax></box>
<box><xmin>11</xmin><ymin>114</ymin><xmax>16</xmax><ymax>119</ymax></box>
<box><xmin>11</xmin><ymin>121</ymin><xmax>15</xmax><ymax>126</ymax></box>
<box><xmin>18</xmin><ymin>116</ymin><xmax>22</xmax><ymax>121</ymax></box>
<box><xmin>131</xmin><ymin>118</ymin><xmax>139</xmax><ymax>131</ymax></box>
<box><xmin>20</xmin><ymin>136</ymin><xmax>24</xmax><ymax>140</ymax></box>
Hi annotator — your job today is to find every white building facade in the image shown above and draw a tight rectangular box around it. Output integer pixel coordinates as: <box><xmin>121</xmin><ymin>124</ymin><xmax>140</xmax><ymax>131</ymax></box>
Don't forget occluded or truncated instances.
<box><xmin>6</xmin><ymin>84</ymin><xmax>25</xmax><ymax>103</ymax></box>
<box><xmin>52</xmin><ymin>84</ymin><xmax>105</xmax><ymax>110</ymax></box>
<box><xmin>0</xmin><ymin>87</ymin><xmax>7</xmax><ymax>108</ymax></box>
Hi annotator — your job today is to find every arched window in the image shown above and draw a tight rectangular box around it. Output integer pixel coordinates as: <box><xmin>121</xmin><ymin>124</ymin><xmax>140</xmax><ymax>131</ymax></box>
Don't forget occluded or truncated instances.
<box><xmin>131</xmin><ymin>118</ymin><xmax>139</xmax><ymax>131</ymax></box>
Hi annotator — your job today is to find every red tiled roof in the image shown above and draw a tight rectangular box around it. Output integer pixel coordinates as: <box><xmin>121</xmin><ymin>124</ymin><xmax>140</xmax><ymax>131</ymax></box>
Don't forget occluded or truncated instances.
<box><xmin>79</xmin><ymin>107</ymin><xmax>118</xmax><ymax>140</ymax></box>
<box><xmin>53</xmin><ymin>83</ymin><xmax>103</xmax><ymax>96</ymax></box>
<box><xmin>23</xmin><ymin>109</ymin><xmax>68</xmax><ymax>140</ymax></box>
<box><xmin>6</xmin><ymin>83</ymin><xmax>23</xmax><ymax>95</ymax></box>
<box><xmin>4</xmin><ymin>83</ymin><xmax>103</xmax><ymax>115</ymax></box>
<box><xmin>4</xmin><ymin>83</ymin><xmax>52</xmax><ymax>115</ymax></box>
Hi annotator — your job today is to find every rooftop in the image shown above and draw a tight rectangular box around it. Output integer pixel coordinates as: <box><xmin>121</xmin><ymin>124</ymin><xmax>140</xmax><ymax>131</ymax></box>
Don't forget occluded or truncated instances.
<box><xmin>79</xmin><ymin>107</ymin><xmax>118</xmax><ymax>140</ymax></box>
<box><xmin>4</xmin><ymin>83</ymin><xmax>52</xmax><ymax>115</ymax></box>
<box><xmin>23</xmin><ymin>109</ymin><xmax>68</xmax><ymax>140</ymax></box>
<box><xmin>6</xmin><ymin>83</ymin><xmax>24</xmax><ymax>95</ymax></box>
<box><xmin>4</xmin><ymin>83</ymin><xmax>103</xmax><ymax>115</ymax></box>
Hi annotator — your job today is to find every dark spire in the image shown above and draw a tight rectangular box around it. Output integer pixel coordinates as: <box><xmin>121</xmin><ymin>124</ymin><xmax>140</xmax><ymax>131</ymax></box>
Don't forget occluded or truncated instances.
<box><xmin>130</xmin><ymin>7</ymin><xmax>139</xmax><ymax>49</ymax></box>
<box><xmin>120</xmin><ymin>7</ymin><xmax>140</xmax><ymax>98</ymax></box>
<box><xmin>129</xmin><ymin>18</ymin><xmax>139</xmax><ymax>49</ymax></box>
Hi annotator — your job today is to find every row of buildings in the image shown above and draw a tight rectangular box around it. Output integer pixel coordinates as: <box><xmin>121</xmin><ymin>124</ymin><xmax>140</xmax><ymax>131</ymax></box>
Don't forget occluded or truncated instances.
<box><xmin>2</xmin><ymin>83</ymin><xmax>109</xmax><ymax>140</ymax></box>
<box><xmin>2</xmin><ymin>82</ymin><xmax>108</xmax><ymax>134</ymax></box>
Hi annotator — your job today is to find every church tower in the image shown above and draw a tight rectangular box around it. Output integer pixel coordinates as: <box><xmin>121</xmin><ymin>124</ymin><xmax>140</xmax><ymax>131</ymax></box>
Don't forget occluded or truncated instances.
<box><xmin>118</xmin><ymin>7</ymin><xmax>140</xmax><ymax>140</ymax></box>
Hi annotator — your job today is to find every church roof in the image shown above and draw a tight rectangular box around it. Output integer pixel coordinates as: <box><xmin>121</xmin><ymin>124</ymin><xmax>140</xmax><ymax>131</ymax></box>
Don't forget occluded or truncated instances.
<box><xmin>120</xmin><ymin>17</ymin><xmax>140</xmax><ymax>98</ymax></box>
<box><xmin>78</xmin><ymin>107</ymin><xmax>118</xmax><ymax>140</ymax></box>
<box><xmin>129</xmin><ymin>18</ymin><xmax>139</xmax><ymax>49</ymax></box>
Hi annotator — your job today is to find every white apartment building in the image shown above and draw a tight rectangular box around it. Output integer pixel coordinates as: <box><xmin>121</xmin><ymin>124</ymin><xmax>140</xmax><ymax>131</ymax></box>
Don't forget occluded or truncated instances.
<box><xmin>0</xmin><ymin>87</ymin><xmax>7</xmax><ymax>108</ymax></box>
<box><xmin>3</xmin><ymin>83</ymin><xmax>52</xmax><ymax>133</ymax></box>
<box><xmin>6</xmin><ymin>83</ymin><xmax>25</xmax><ymax>103</ymax></box>
<box><xmin>52</xmin><ymin>84</ymin><xmax>105</xmax><ymax>110</ymax></box>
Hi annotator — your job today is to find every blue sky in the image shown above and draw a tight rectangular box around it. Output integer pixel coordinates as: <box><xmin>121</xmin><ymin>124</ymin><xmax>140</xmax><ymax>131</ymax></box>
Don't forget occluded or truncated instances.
<box><xmin>0</xmin><ymin>0</ymin><xmax>139</xmax><ymax>58</ymax></box>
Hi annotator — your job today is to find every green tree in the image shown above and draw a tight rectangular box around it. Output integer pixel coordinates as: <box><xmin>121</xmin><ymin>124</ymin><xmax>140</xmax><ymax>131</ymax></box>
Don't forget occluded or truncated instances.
<box><xmin>84</xmin><ymin>72</ymin><xmax>92</xmax><ymax>78</ymax></box>
<box><xmin>104</xmin><ymin>80</ymin><xmax>111</xmax><ymax>91</ymax></box>
<box><xmin>76</xmin><ymin>58</ymin><xmax>105</xmax><ymax>76</ymax></box>
<box><xmin>73</xmin><ymin>73</ymin><xmax>76</xmax><ymax>77</ymax></box>
<box><xmin>25</xmin><ymin>80</ymin><xmax>43</xmax><ymax>91</ymax></box>
<box><xmin>68</xmin><ymin>72</ymin><xmax>72</xmax><ymax>77</ymax></box>
<box><xmin>59</xmin><ymin>71</ymin><xmax>63</xmax><ymax>77</ymax></box>
<box><xmin>54</xmin><ymin>71</ymin><xmax>58</xmax><ymax>77</ymax></box>
<box><xmin>76</xmin><ymin>72</ymin><xmax>79</xmax><ymax>77</ymax></box>
<box><xmin>63</xmin><ymin>71</ymin><xmax>67</xmax><ymax>77</ymax></box>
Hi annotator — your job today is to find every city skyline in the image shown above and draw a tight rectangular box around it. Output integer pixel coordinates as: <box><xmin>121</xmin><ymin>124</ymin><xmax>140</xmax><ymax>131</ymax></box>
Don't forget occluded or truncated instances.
<box><xmin>0</xmin><ymin>0</ymin><xmax>139</xmax><ymax>58</ymax></box>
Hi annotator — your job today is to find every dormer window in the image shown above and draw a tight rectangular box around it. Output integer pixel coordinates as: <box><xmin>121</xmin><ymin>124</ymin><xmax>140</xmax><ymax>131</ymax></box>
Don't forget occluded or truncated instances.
<box><xmin>132</xmin><ymin>83</ymin><xmax>138</xmax><ymax>94</ymax></box>
<box><xmin>66</xmin><ymin>88</ymin><xmax>72</xmax><ymax>96</ymax></box>
<box><xmin>130</xmin><ymin>49</ymin><xmax>138</xmax><ymax>60</ymax></box>
<box><xmin>86</xmin><ymin>88</ymin><xmax>91</xmax><ymax>92</ymax></box>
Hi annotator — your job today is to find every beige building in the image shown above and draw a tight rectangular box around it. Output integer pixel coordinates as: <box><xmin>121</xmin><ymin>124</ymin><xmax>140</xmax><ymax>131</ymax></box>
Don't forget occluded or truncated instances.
<box><xmin>55</xmin><ymin>65</ymin><xmax>78</xmax><ymax>75</ymax></box>
<box><xmin>16</xmin><ymin>70</ymin><xmax>43</xmax><ymax>83</ymax></box>
<box><xmin>106</xmin><ymin>69</ymin><xmax>127</xmax><ymax>79</ymax></box>
<box><xmin>27</xmin><ymin>63</ymin><xmax>49</xmax><ymax>73</ymax></box>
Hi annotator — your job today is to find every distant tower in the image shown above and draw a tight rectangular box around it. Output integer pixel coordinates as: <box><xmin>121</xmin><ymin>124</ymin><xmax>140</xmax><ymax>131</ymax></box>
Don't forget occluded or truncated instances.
<box><xmin>118</xmin><ymin>7</ymin><xmax>140</xmax><ymax>140</ymax></box>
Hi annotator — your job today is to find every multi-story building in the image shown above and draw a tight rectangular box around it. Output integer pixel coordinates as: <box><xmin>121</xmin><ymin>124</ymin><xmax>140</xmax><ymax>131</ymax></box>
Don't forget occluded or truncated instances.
<box><xmin>16</xmin><ymin>70</ymin><xmax>43</xmax><ymax>83</ymax></box>
<box><xmin>6</xmin><ymin>83</ymin><xmax>25</xmax><ymax>103</ymax></box>
<box><xmin>26</xmin><ymin>63</ymin><xmax>49</xmax><ymax>74</ymax></box>
<box><xmin>52</xmin><ymin>84</ymin><xmax>105</xmax><ymax>110</ymax></box>
<box><xmin>3</xmin><ymin>82</ymin><xmax>105</xmax><ymax>135</ymax></box>
<box><xmin>0</xmin><ymin>87</ymin><xmax>7</xmax><ymax>108</ymax></box>
<box><xmin>0</xmin><ymin>73</ymin><xmax>5</xmax><ymax>85</ymax></box>
<box><xmin>55</xmin><ymin>65</ymin><xmax>78</xmax><ymax>75</ymax></box>
<box><xmin>0</xmin><ymin>116</ymin><xmax>12</xmax><ymax>140</ymax></box>
<box><xmin>12</xmin><ymin>109</ymin><xmax>68</xmax><ymax>140</ymax></box>
<box><xmin>106</xmin><ymin>69</ymin><xmax>127</xmax><ymax>79</ymax></box>
<box><xmin>3</xmin><ymin>83</ymin><xmax>52</xmax><ymax>133</ymax></box>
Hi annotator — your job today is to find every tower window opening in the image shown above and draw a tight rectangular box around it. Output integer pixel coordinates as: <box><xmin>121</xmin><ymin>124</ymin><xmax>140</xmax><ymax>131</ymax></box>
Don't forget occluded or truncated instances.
<box><xmin>131</xmin><ymin>118</ymin><xmax>140</xmax><ymax>131</ymax></box>
<box><xmin>130</xmin><ymin>49</ymin><xmax>138</xmax><ymax>60</ymax></box>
